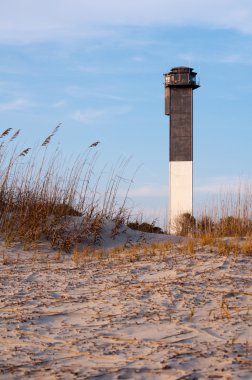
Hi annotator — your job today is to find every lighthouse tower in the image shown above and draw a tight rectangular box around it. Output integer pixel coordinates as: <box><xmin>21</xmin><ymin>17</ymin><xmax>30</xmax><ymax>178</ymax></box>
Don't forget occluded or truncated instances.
<box><xmin>164</xmin><ymin>67</ymin><xmax>199</xmax><ymax>233</ymax></box>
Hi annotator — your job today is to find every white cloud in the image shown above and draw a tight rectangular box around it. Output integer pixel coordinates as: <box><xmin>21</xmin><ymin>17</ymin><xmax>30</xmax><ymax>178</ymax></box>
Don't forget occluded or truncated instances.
<box><xmin>219</xmin><ymin>54</ymin><xmax>242</xmax><ymax>64</ymax></box>
<box><xmin>72</xmin><ymin>106</ymin><xmax>132</xmax><ymax>124</ymax></box>
<box><xmin>1</xmin><ymin>0</ymin><xmax>252</xmax><ymax>44</ymax></box>
<box><xmin>65</xmin><ymin>85</ymin><xmax>133</xmax><ymax>102</ymax></box>
<box><xmin>72</xmin><ymin>109</ymin><xmax>108</xmax><ymax>124</ymax></box>
<box><xmin>132</xmin><ymin>56</ymin><xmax>145</xmax><ymax>63</ymax></box>
<box><xmin>129</xmin><ymin>184</ymin><xmax>167</xmax><ymax>197</ymax></box>
<box><xmin>52</xmin><ymin>99</ymin><xmax>67</xmax><ymax>108</ymax></box>
<box><xmin>217</xmin><ymin>53</ymin><xmax>252</xmax><ymax>65</ymax></box>
<box><xmin>128</xmin><ymin>177</ymin><xmax>252</xmax><ymax>200</ymax></box>
<box><xmin>194</xmin><ymin>176</ymin><xmax>252</xmax><ymax>194</ymax></box>
<box><xmin>177</xmin><ymin>53</ymin><xmax>195</xmax><ymax>64</ymax></box>
<box><xmin>75</xmin><ymin>65</ymin><xmax>98</xmax><ymax>73</ymax></box>
<box><xmin>0</xmin><ymin>98</ymin><xmax>31</xmax><ymax>112</ymax></box>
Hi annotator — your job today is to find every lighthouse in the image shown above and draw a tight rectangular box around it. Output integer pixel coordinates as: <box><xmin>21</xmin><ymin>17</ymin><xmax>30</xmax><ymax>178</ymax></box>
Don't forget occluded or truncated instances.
<box><xmin>164</xmin><ymin>67</ymin><xmax>199</xmax><ymax>233</ymax></box>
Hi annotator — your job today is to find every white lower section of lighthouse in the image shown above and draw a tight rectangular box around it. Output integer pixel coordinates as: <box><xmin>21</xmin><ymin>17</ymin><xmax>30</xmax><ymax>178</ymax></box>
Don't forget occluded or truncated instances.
<box><xmin>169</xmin><ymin>161</ymin><xmax>193</xmax><ymax>234</ymax></box>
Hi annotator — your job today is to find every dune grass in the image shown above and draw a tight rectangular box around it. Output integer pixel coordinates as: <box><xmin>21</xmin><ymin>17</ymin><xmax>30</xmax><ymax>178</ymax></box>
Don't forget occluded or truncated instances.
<box><xmin>2</xmin><ymin>126</ymin><xmax>252</xmax><ymax>257</ymax></box>
<box><xmin>0</xmin><ymin>126</ymin><xmax>132</xmax><ymax>251</ymax></box>
<box><xmin>173</xmin><ymin>183</ymin><xmax>252</xmax><ymax>240</ymax></box>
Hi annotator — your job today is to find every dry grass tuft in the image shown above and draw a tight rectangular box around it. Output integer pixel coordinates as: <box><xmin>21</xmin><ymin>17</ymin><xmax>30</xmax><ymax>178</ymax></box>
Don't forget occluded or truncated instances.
<box><xmin>0</xmin><ymin>126</ymin><xmax>132</xmax><ymax>252</ymax></box>
<box><xmin>182</xmin><ymin>239</ymin><xmax>196</xmax><ymax>256</ymax></box>
<box><xmin>199</xmin><ymin>233</ymin><xmax>216</xmax><ymax>247</ymax></box>
<box><xmin>175</xmin><ymin>184</ymin><xmax>252</xmax><ymax>243</ymax></box>
<box><xmin>217</xmin><ymin>240</ymin><xmax>240</xmax><ymax>256</ymax></box>
<box><xmin>240</xmin><ymin>237</ymin><xmax>252</xmax><ymax>255</ymax></box>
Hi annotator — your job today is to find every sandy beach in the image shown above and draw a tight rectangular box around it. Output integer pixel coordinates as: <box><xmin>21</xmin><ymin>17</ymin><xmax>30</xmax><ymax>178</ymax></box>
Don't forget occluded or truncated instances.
<box><xmin>0</xmin><ymin>236</ymin><xmax>251</xmax><ymax>379</ymax></box>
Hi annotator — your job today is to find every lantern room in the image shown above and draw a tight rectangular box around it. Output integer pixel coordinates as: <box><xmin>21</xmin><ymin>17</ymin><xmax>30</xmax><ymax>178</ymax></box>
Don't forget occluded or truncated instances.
<box><xmin>164</xmin><ymin>66</ymin><xmax>199</xmax><ymax>89</ymax></box>
<box><xmin>164</xmin><ymin>66</ymin><xmax>199</xmax><ymax>116</ymax></box>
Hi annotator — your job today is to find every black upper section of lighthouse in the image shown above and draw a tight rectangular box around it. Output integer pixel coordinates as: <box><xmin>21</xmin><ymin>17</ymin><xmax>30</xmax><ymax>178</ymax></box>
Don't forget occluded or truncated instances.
<box><xmin>164</xmin><ymin>67</ymin><xmax>199</xmax><ymax>162</ymax></box>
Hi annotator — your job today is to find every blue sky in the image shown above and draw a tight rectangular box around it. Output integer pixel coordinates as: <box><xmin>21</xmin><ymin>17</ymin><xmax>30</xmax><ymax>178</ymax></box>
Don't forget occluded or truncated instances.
<box><xmin>1</xmin><ymin>0</ymin><xmax>252</xmax><ymax>224</ymax></box>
